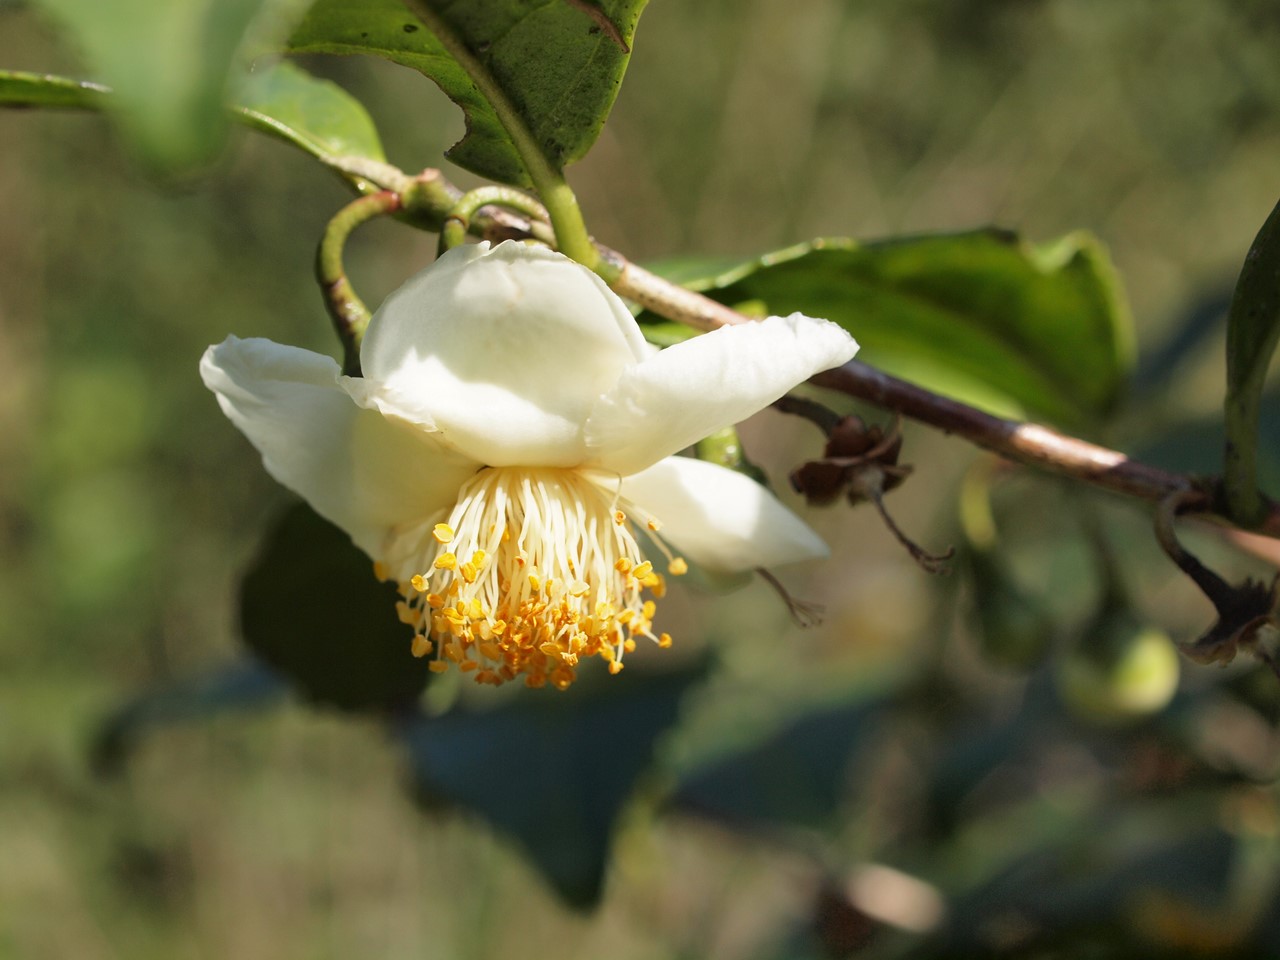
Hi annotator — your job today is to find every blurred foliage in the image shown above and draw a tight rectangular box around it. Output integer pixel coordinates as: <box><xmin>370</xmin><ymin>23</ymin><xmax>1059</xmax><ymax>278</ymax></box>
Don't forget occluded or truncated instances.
<box><xmin>4</xmin><ymin>1</ymin><xmax>1280</xmax><ymax>958</ymax></box>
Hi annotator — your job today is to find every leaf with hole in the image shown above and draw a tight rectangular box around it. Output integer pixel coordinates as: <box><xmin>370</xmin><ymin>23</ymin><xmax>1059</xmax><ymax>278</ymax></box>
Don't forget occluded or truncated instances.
<box><xmin>287</xmin><ymin>0</ymin><xmax>647</xmax><ymax>185</ymax></box>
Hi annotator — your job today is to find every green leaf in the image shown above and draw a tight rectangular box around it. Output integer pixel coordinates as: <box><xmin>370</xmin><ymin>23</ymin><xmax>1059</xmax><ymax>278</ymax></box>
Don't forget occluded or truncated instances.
<box><xmin>235</xmin><ymin>60</ymin><xmax>385</xmax><ymax>163</ymax></box>
<box><xmin>0</xmin><ymin>70</ymin><xmax>108</xmax><ymax>109</ymax></box>
<box><xmin>1</xmin><ymin>63</ymin><xmax>389</xmax><ymax>183</ymax></box>
<box><xmin>645</xmin><ymin>231</ymin><xmax>1135</xmax><ymax>428</ymax></box>
<box><xmin>240</xmin><ymin>502</ymin><xmax>434</xmax><ymax>712</ymax></box>
<box><xmin>1223</xmin><ymin>199</ymin><xmax>1280</xmax><ymax>526</ymax></box>
<box><xmin>30</xmin><ymin>0</ymin><xmax>273</xmax><ymax>172</ymax></box>
<box><xmin>395</xmin><ymin>661</ymin><xmax>706</xmax><ymax>908</ymax></box>
<box><xmin>287</xmin><ymin>0</ymin><xmax>647</xmax><ymax>186</ymax></box>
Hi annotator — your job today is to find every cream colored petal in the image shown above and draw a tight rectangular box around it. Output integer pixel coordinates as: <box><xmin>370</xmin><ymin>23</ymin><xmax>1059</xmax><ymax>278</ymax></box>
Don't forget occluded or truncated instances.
<box><xmin>200</xmin><ymin>336</ymin><xmax>478</xmax><ymax>560</ymax></box>
<box><xmin>584</xmin><ymin>313</ymin><xmax>857</xmax><ymax>476</ymax></box>
<box><xmin>358</xmin><ymin>241</ymin><xmax>649</xmax><ymax>467</ymax></box>
<box><xmin>609</xmin><ymin>456</ymin><xmax>828</xmax><ymax>573</ymax></box>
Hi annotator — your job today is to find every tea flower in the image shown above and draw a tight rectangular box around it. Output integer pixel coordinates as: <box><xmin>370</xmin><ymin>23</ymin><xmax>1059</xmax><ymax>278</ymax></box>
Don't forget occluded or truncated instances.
<box><xmin>201</xmin><ymin>241</ymin><xmax>857</xmax><ymax>690</ymax></box>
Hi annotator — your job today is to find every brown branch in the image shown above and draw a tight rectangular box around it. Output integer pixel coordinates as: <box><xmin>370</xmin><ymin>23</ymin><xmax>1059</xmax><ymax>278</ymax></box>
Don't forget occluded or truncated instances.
<box><xmin>377</xmin><ymin>166</ymin><xmax>1280</xmax><ymax>540</ymax></box>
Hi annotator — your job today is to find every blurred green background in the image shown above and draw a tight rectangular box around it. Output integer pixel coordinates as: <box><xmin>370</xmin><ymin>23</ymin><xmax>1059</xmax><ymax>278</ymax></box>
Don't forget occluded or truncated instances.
<box><xmin>4</xmin><ymin>1</ymin><xmax>1280</xmax><ymax>957</ymax></box>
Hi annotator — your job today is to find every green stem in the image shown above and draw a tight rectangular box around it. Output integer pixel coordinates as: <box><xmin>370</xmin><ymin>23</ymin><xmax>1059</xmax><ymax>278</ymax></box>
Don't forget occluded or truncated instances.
<box><xmin>438</xmin><ymin>185</ymin><xmax>549</xmax><ymax>256</ymax></box>
<box><xmin>316</xmin><ymin>190</ymin><xmax>401</xmax><ymax>375</ymax></box>
<box><xmin>400</xmin><ymin>0</ymin><xmax>598</xmax><ymax>270</ymax></box>
<box><xmin>1223</xmin><ymin>198</ymin><xmax>1280</xmax><ymax>527</ymax></box>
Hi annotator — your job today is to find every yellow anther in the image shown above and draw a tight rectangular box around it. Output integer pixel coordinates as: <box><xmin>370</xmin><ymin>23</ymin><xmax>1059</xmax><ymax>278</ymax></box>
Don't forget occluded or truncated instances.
<box><xmin>618</xmin><ymin>609</ymin><xmax>635</xmax><ymax>625</ymax></box>
<box><xmin>410</xmin><ymin>573</ymin><xmax>428</xmax><ymax>592</ymax></box>
<box><xmin>614</xmin><ymin>510</ymin><xmax>626</xmax><ymax>525</ymax></box>
<box><xmin>658</xmin><ymin>632</ymin><xmax>673</xmax><ymax>649</ymax></box>
<box><xmin>543</xmin><ymin>577</ymin><xmax>557</xmax><ymax>596</ymax></box>
<box><xmin>395</xmin><ymin>601</ymin><xmax>417</xmax><ymax>625</ymax></box>
<box><xmin>642</xmin><ymin>600</ymin><xmax>656</xmax><ymax>620</ymax></box>
<box><xmin>608</xmin><ymin>660</ymin><xmax>624</xmax><ymax>675</ymax></box>
<box><xmin>525</xmin><ymin>674</ymin><xmax>546</xmax><ymax>689</ymax></box>
<box><xmin>623</xmin><ymin>638</ymin><xmax>637</xmax><ymax>653</ymax></box>
<box><xmin>539</xmin><ymin>642</ymin><xmax>561</xmax><ymax>657</ymax></box>
<box><xmin>492</xmin><ymin>620</ymin><xmax>507</xmax><ymax>636</ymax></box>
<box><xmin>432</xmin><ymin>523</ymin><xmax>455</xmax><ymax>544</ymax></box>
<box><xmin>647</xmin><ymin>518</ymin><xmax>661</xmax><ymax>532</ymax></box>
<box><xmin>428</xmin><ymin>661</ymin><xmax>449</xmax><ymax>674</ymax></box>
<box><xmin>471</xmin><ymin>550</ymin><xmax>487</xmax><ymax>567</ymax></box>
<box><xmin>460</xmin><ymin>562</ymin><xmax>478</xmax><ymax>584</ymax></box>
<box><xmin>668</xmin><ymin>557</ymin><xmax>688</xmax><ymax>576</ymax></box>
<box><xmin>469</xmin><ymin>597</ymin><xmax>484</xmax><ymax>619</ymax></box>
<box><xmin>614</xmin><ymin>558</ymin><xmax>632</xmax><ymax>574</ymax></box>
<box><xmin>600</xmin><ymin>645</ymin><xmax>615</xmax><ymax>661</ymax></box>
<box><xmin>458</xmin><ymin>659</ymin><xmax>479</xmax><ymax>673</ymax></box>
<box><xmin>479</xmin><ymin>642</ymin><xmax>503</xmax><ymax>661</ymax></box>
<box><xmin>373</xmin><ymin>561</ymin><xmax>390</xmax><ymax>581</ymax></box>
<box><xmin>570</xmin><ymin>580</ymin><xmax>591</xmax><ymax>597</ymax></box>
<box><xmin>426</xmin><ymin>593</ymin><xmax>446</xmax><ymax>609</ymax></box>
<box><xmin>434</xmin><ymin>552</ymin><xmax>457</xmax><ymax>570</ymax></box>
<box><xmin>411</xmin><ymin>636</ymin><xmax>433</xmax><ymax>658</ymax></box>
<box><xmin>550</xmin><ymin>665</ymin><xmax>576</xmax><ymax>690</ymax></box>
<box><xmin>528</xmin><ymin>574</ymin><xmax>541</xmax><ymax>592</ymax></box>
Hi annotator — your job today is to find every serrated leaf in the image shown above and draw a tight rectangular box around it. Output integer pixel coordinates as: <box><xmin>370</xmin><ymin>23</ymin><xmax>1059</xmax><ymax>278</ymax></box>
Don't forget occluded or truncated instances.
<box><xmin>29</xmin><ymin>0</ymin><xmax>271</xmax><ymax>172</ymax></box>
<box><xmin>240</xmin><ymin>502</ymin><xmax>433</xmax><ymax>712</ymax></box>
<box><xmin>645</xmin><ymin>231</ymin><xmax>1135</xmax><ymax>428</ymax></box>
<box><xmin>235</xmin><ymin>60</ymin><xmax>385</xmax><ymax>163</ymax></box>
<box><xmin>287</xmin><ymin>0</ymin><xmax>647</xmax><ymax>186</ymax></box>
<box><xmin>395</xmin><ymin>661</ymin><xmax>706</xmax><ymax>908</ymax></box>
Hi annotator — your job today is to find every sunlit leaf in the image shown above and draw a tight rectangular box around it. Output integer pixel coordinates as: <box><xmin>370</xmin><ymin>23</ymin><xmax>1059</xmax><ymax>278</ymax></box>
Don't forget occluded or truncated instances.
<box><xmin>0</xmin><ymin>69</ymin><xmax>107</xmax><ymax>109</ymax></box>
<box><xmin>235</xmin><ymin>59</ymin><xmax>385</xmax><ymax>163</ymax></box>
<box><xmin>240</xmin><ymin>502</ymin><xmax>433</xmax><ymax>712</ymax></box>
<box><xmin>395</xmin><ymin>661</ymin><xmax>706</xmax><ymax>907</ymax></box>
<box><xmin>644</xmin><ymin>231</ymin><xmax>1135</xmax><ymax>428</ymax></box>
<box><xmin>287</xmin><ymin>0</ymin><xmax>647</xmax><ymax>185</ymax></box>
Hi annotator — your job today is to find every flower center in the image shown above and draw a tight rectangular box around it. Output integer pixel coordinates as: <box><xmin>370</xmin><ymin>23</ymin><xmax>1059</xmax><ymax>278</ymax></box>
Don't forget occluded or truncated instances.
<box><xmin>385</xmin><ymin>467</ymin><xmax>683</xmax><ymax>690</ymax></box>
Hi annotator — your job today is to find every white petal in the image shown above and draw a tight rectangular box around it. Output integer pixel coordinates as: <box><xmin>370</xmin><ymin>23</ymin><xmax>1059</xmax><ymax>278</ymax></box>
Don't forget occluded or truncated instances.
<box><xmin>358</xmin><ymin>241</ymin><xmax>649</xmax><ymax>468</ymax></box>
<box><xmin>201</xmin><ymin>336</ymin><xmax>479</xmax><ymax>560</ymax></box>
<box><xmin>584</xmin><ymin>313</ymin><xmax>857</xmax><ymax>476</ymax></box>
<box><xmin>611</xmin><ymin>456</ymin><xmax>829</xmax><ymax>573</ymax></box>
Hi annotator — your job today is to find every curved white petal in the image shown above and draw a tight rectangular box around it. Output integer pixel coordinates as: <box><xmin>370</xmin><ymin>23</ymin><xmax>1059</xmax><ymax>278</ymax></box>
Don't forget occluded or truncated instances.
<box><xmin>584</xmin><ymin>313</ymin><xmax>857</xmax><ymax>476</ymax></box>
<box><xmin>358</xmin><ymin>241</ymin><xmax>649</xmax><ymax>468</ymax></box>
<box><xmin>201</xmin><ymin>336</ymin><xmax>479</xmax><ymax>560</ymax></box>
<box><xmin>609</xmin><ymin>456</ymin><xmax>829</xmax><ymax>573</ymax></box>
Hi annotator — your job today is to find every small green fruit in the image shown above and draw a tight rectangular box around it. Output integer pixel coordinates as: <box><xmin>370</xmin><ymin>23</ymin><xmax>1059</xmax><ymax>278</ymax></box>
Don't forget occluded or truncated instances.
<box><xmin>1056</xmin><ymin>622</ymin><xmax>1180</xmax><ymax>725</ymax></box>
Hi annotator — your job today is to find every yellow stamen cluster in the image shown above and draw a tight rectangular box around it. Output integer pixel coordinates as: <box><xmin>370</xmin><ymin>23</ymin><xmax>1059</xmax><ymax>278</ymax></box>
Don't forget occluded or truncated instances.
<box><xmin>387</xmin><ymin>467</ymin><xmax>685</xmax><ymax>690</ymax></box>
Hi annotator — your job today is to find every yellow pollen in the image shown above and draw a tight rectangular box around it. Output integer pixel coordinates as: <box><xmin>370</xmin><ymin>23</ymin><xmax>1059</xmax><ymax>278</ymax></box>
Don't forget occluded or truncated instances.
<box><xmin>391</xmin><ymin>467</ymin><xmax>677</xmax><ymax>691</ymax></box>
<box><xmin>647</xmin><ymin>518</ymin><xmax>661</xmax><ymax>532</ymax></box>
<box><xmin>373</xmin><ymin>561</ymin><xmax>390</xmax><ymax>581</ymax></box>
<box><xmin>668</xmin><ymin>557</ymin><xmax>689</xmax><ymax>576</ymax></box>
<box><xmin>658</xmin><ymin>632</ymin><xmax>673</xmax><ymax>648</ymax></box>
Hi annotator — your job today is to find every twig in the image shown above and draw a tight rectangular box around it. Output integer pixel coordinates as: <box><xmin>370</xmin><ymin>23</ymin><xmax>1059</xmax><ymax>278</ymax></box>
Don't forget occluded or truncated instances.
<box><xmin>353</xmin><ymin>164</ymin><xmax>1280</xmax><ymax>540</ymax></box>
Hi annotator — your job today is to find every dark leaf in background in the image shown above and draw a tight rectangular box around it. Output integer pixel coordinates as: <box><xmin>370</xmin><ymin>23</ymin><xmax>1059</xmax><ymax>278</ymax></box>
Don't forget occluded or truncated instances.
<box><xmin>288</xmin><ymin>0</ymin><xmax>647</xmax><ymax>185</ymax></box>
<box><xmin>672</xmin><ymin>698</ymin><xmax>885</xmax><ymax>832</ymax></box>
<box><xmin>394</xmin><ymin>660</ymin><xmax>707</xmax><ymax>908</ymax></box>
<box><xmin>91</xmin><ymin>658</ymin><xmax>285</xmax><ymax>777</ymax></box>
<box><xmin>240</xmin><ymin>501</ymin><xmax>432</xmax><ymax>712</ymax></box>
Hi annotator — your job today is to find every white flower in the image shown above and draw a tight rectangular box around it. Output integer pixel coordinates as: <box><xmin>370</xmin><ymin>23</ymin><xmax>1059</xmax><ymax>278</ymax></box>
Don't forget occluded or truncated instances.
<box><xmin>201</xmin><ymin>241</ymin><xmax>858</xmax><ymax>690</ymax></box>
